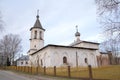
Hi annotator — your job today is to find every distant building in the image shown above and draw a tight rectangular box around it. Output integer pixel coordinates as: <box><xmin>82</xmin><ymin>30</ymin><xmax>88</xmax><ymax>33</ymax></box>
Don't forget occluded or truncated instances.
<box><xmin>16</xmin><ymin>55</ymin><xmax>29</xmax><ymax>66</ymax></box>
<box><xmin>117</xmin><ymin>57</ymin><xmax>120</xmax><ymax>64</ymax></box>
<box><xmin>97</xmin><ymin>52</ymin><xmax>111</xmax><ymax>66</ymax></box>
<box><xmin>97</xmin><ymin>51</ymin><xmax>120</xmax><ymax>66</ymax></box>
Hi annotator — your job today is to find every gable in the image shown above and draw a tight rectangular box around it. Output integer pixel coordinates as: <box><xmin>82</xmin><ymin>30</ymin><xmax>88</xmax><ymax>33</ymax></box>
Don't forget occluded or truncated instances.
<box><xmin>74</xmin><ymin>42</ymin><xmax>99</xmax><ymax>49</ymax></box>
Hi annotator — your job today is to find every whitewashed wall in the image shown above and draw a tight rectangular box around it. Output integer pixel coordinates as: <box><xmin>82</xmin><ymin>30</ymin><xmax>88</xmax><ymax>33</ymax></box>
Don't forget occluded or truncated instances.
<box><xmin>74</xmin><ymin>42</ymin><xmax>99</xmax><ymax>49</ymax></box>
<box><xmin>50</xmin><ymin>47</ymin><xmax>98</xmax><ymax>67</ymax></box>
<box><xmin>29</xmin><ymin>47</ymin><xmax>51</xmax><ymax>67</ymax></box>
<box><xmin>30</xmin><ymin>28</ymin><xmax>44</xmax><ymax>50</ymax></box>
<box><xmin>29</xmin><ymin>46</ymin><xmax>98</xmax><ymax>67</ymax></box>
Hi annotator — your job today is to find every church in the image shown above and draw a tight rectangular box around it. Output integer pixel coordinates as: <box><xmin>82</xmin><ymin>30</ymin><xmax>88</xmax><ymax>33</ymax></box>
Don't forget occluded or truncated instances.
<box><xmin>28</xmin><ymin>13</ymin><xmax>101</xmax><ymax>67</ymax></box>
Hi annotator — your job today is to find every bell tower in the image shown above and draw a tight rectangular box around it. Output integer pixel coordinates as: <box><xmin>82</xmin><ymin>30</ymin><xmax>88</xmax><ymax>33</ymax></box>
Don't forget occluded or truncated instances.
<box><xmin>28</xmin><ymin>10</ymin><xmax>45</xmax><ymax>55</ymax></box>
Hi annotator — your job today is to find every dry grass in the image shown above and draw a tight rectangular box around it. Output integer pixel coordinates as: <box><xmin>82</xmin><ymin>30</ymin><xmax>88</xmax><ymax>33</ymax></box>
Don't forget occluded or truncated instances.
<box><xmin>3</xmin><ymin>65</ymin><xmax>120</xmax><ymax>80</ymax></box>
<box><xmin>55</xmin><ymin>67</ymin><xmax>89</xmax><ymax>78</ymax></box>
<box><xmin>46</xmin><ymin>65</ymin><xmax>120</xmax><ymax>80</ymax></box>
<box><xmin>92</xmin><ymin>65</ymin><xmax>120</xmax><ymax>80</ymax></box>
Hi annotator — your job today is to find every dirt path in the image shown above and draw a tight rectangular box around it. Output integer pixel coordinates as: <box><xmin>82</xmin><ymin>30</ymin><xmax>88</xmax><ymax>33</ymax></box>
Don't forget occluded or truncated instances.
<box><xmin>0</xmin><ymin>70</ymin><xmax>57</xmax><ymax>80</ymax></box>
<box><xmin>0</xmin><ymin>70</ymin><xmax>105</xmax><ymax>80</ymax></box>
<box><xmin>0</xmin><ymin>70</ymin><xmax>32</xmax><ymax>80</ymax></box>
<box><xmin>0</xmin><ymin>70</ymin><xmax>80</xmax><ymax>80</ymax></box>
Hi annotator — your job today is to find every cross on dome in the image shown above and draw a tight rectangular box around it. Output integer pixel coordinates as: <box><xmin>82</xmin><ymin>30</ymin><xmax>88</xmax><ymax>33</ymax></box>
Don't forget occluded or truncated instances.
<box><xmin>36</xmin><ymin>9</ymin><xmax>39</xmax><ymax>19</ymax></box>
<box><xmin>76</xmin><ymin>25</ymin><xmax>78</xmax><ymax>32</ymax></box>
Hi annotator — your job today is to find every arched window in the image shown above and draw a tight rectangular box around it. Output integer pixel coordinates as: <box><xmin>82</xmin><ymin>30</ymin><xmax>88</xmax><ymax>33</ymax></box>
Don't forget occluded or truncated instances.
<box><xmin>41</xmin><ymin>59</ymin><xmax>43</xmax><ymax>66</ymax></box>
<box><xmin>21</xmin><ymin>62</ymin><xmax>23</xmax><ymax>65</ymax></box>
<box><xmin>34</xmin><ymin>31</ymin><xmax>37</xmax><ymax>39</ymax></box>
<box><xmin>39</xmin><ymin>31</ymin><xmax>42</xmax><ymax>40</ymax></box>
<box><xmin>63</xmin><ymin>56</ymin><xmax>67</xmax><ymax>64</ymax></box>
<box><xmin>26</xmin><ymin>62</ymin><xmax>28</xmax><ymax>64</ymax></box>
<box><xmin>85</xmin><ymin>58</ymin><xmax>88</xmax><ymax>64</ymax></box>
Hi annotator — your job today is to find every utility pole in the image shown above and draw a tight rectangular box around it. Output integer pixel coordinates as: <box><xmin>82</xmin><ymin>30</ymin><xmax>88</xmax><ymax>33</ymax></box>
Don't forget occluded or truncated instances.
<box><xmin>76</xmin><ymin>52</ymin><xmax>78</xmax><ymax>67</ymax></box>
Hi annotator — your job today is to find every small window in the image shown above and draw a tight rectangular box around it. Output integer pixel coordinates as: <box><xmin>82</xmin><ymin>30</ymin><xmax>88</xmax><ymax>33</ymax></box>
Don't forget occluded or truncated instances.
<box><xmin>85</xmin><ymin>58</ymin><xmax>88</xmax><ymax>64</ymax></box>
<box><xmin>21</xmin><ymin>62</ymin><xmax>23</xmax><ymax>65</ymax></box>
<box><xmin>34</xmin><ymin>31</ymin><xmax>37</xmax><ymax>39</ymax></box>
<box><xmin>63</xmin><ymin>56</ymin><xmax>67</xmax><ymax>64</ymax></box>
<box><xmin>26</xmin><ymin>62</ymin><xmax>28</xmax><ymax>64</ymax></box>
<box><xmin>41</xmin><ymin>59</ymin><xmax>43</xmax><ymax>66</ymax></box>
<box><xmin>39</xmin><ymin>31</ymin><xmax>42</xmax><ymax>40</ymax></box>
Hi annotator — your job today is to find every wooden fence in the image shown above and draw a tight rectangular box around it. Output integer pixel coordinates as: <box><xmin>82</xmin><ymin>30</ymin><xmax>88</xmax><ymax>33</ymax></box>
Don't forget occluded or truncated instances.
<box><xmin>0</xmin><ymin>65</ymin><xmax>93</xmax><ymax>79</ymax></box>
<box><xmin>1</xmin><ymin>65</ymin><xmax>120</xmax><ymax>80</ymax></box>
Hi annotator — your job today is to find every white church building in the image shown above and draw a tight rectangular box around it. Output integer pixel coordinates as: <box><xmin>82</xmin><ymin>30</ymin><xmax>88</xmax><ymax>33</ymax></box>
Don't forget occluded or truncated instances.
<box><xmin>28</xmin><ymin>13</ymin><xmax>100</xmax><ymax>67</ymax></box>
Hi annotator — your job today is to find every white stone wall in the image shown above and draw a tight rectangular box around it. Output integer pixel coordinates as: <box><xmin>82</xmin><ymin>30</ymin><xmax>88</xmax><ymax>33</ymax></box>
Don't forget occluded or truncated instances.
<box><xmin>74</xmin><ymin>42</ymin><xmax>99</xmax><ymax>49</ymax></box>
<box><xmin>50</xmin><ymin>47</ymin><xmax>98</xmax><ymax>67</ymax></box>
<box><xmin>30</xmin><ymin>28</ymin><xmax>44</xmax><ymax>50</ymax></box>
<box><xmin>31</xmin><ymin>29</ymin><xmax>44</xmax><ymax>40</ymax></box>
<box><xmin>29</xmin><ymin>47</ymin><xmax>51</xmax><ymax>67</ymax></box>
<box><xmin>30</xmin><ymin>39</ymin><xmax>44</xmax><ymax>50</ymax></box>
<box><xmin>28</xmin><ymin>28</ymin><xmax>44</xmax><ymax>55</ymax></box>
<box><xmin>29</xmin><ymin>46</ymin><xmax>98</xmax><ymax>67</ymax></box>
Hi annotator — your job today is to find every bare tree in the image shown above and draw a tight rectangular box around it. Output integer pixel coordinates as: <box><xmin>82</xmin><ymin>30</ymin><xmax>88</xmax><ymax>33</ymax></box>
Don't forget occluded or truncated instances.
<box><xmin>99</xmin><ymin>38</ymin><xmax>119</xmax><ymax>64</ymax></box>
<box><xmin>0</xmin><ymin>34</ymin><xmax>22</xmax><ymax>66</ymax></box>
<box><xmin>96</xmin><ymin>0</ymin><xmax>120</xmax><ymax>64</ymax></box>
<box><xmin>95</xmin><ymin>0</ymin><xmax>120</xmax><ymax>39</ymax></box>
<box><xmin>0</xmin><ymin>11</ymin><xmax>4</xmax><ymax>32</ymax></box>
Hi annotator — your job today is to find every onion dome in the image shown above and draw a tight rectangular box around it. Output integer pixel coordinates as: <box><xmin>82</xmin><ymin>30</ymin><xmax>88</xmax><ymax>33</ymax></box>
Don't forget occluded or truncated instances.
<box><xmin>75</xmin><ymin>25</ymin><xmax>80</xmax><ymax>36</ymax></box>
<box><xmin>75</xmin><ymin>31</ymin><xmax>80</xmax><ymax>36</ymax></box>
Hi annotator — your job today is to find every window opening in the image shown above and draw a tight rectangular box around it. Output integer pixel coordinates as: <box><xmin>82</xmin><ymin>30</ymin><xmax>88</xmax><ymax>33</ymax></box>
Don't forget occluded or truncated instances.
<box><xmin>85</xmin><ymin>58</ymin><xmax>88</xmax><ymax>64</ymax></box>
<box><xmin>63</xmin><ymin>56</ymin><xmax>67</xmax><ymax>64</ymax></box>
<box><xmin>39</xmin><ymin>31</ymin><xmax>42</xmax><ymax>40</ymax></box>
<box><xmin>34</xmin><ymin>31</ymin><xmax>37</xmax><ymax>39</ymax></box>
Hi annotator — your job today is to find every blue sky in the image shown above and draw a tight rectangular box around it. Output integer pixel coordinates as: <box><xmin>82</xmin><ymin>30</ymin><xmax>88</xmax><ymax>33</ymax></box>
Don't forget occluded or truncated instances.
<box><xmin>0</xmin><ymin>0</ymin><xmax>102</xmax><ymax>54</ymax></box>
